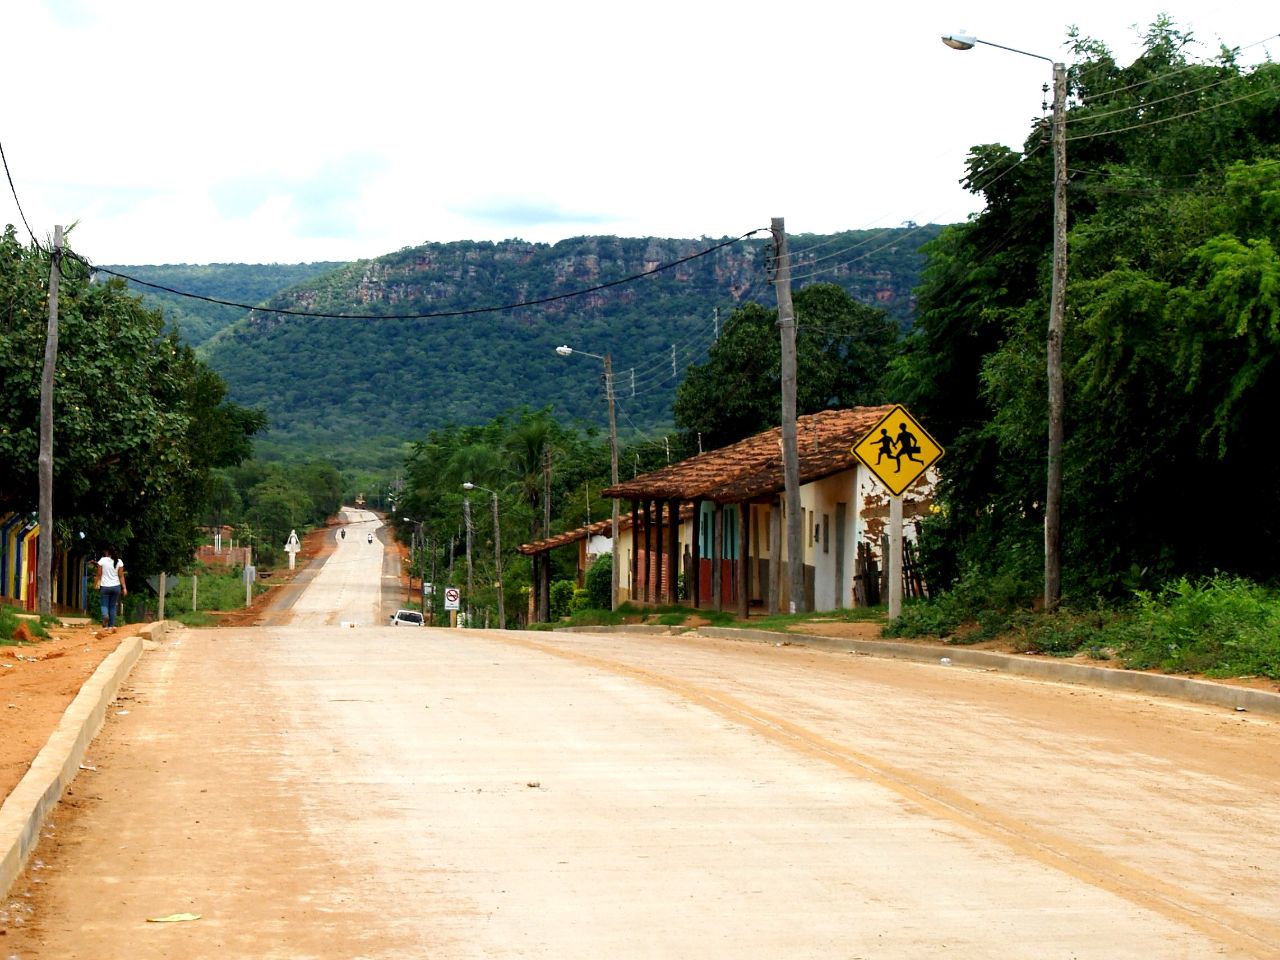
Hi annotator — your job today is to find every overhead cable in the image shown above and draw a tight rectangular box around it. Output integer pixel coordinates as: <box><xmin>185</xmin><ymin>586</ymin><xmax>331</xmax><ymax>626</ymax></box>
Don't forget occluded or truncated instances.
<box><xmin>0</xmin><ymin>139</ymin><xmax>40</xmax><ymax>249</ymax></box>
<box><xmin>68</xmin><ymin>229</ymin><xmax>768</xmax><ymax>321</ymax></box>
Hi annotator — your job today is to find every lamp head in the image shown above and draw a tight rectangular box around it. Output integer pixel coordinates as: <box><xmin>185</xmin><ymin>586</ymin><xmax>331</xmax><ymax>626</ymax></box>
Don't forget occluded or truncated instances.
<box><xmin>555</xmin><ymin>345</ymin><xmax>573</xmax><ymax>356</ymax></box>
<box><xmin>462</xmin><ymin>482</ymin><xmax>476</xmax><ymax>491</ymax></box>
<box><xmin>942</xmin><ymin>32</ymin><xmax>976</xmax><ymax>50</ymax></box>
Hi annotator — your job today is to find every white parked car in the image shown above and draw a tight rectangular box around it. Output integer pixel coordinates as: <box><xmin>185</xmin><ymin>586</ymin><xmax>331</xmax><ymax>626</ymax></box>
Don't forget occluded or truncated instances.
<box><xmin>388</xmin><ymin>609</ymin><xmax>424</xmax><ymax>627</ymax></box>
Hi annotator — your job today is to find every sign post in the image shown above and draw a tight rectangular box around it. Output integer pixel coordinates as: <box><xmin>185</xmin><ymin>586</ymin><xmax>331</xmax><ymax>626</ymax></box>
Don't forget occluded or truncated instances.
<box><xmin>444</xmin><ymin>586</ymin><xmax>461</xmax><ymax>628</ymax></box>
<box><xmin>851</xmin><ymin>405</ymin><xmax>944</xmax><ymax>618</ymax></box>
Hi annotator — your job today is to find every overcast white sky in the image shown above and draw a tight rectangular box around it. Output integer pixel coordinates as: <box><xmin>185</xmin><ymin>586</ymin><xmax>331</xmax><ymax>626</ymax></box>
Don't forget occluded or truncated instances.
<box><xmin>3</xmin><ymin>2</ymin><xmax>1275</xmax><ymax>265</ymax></box>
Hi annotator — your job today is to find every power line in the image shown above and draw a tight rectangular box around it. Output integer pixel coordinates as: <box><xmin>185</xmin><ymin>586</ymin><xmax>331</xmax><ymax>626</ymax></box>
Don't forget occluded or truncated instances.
<box><xmin>68</xmin><ymin>229</ymin><xmax>767</xmax><ymax>320</ymax></box>
<box><xmin>1069</xmin><ymin>71</ymin><xmax>1241</xmax><ymax>125</ymax></box>
<box><xmin>0</xmin><ymin>138</ymin><xmax>40</xmax><ymax>249</ymax></box>
<box><xmin>1073</xmin><ymin>32</ymin><xmax>1279</xmax><ymax>106</ymax></box>
<box><xmin>1066</xmin><ymin>79</ymin><xmax>1280</xmax><ymax>143</ymax></box>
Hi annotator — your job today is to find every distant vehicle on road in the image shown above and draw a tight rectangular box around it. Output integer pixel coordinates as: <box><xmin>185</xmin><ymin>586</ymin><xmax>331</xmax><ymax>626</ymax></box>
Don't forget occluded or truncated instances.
<box><xmin>367</xmin><ymin>534</ymin><xmax>374</xmax><ymax>544</ymax></box>
<box><xmin>388</xmin><ymin>609</ymin><xmax>424</xmax><ymax>627</ymax></box>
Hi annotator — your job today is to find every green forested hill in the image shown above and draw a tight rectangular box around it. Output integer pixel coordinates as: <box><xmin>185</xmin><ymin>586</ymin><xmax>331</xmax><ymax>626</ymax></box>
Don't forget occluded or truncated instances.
<box><xmin>107</xmin><ymin>262</ymin><xmax>343</xmax><ymax>346</ymax></box>
<box><xmin>123</xmin><ymin>227</ymin><xmax>942</xmax><ymax>462</ymax></box>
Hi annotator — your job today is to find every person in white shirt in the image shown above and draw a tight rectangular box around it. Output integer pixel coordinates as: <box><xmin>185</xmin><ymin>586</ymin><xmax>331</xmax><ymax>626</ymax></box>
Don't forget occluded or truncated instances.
<box><xmin>93</xmin><ymin>547</ymin><xmax>127</xmax><ymax>629</ymax></box>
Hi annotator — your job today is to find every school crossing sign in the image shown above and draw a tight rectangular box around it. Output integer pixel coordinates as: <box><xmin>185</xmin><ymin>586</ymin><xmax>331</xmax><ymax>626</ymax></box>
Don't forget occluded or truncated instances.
<box><xmin>851</xmin><ymin>405</ymin><xmax>944</xmax><ymax>497</ymax></box>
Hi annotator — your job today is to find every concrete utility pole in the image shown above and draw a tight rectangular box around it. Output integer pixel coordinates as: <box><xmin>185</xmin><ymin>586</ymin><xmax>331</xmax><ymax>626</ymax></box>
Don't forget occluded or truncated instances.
<box><xmin>1045</xmin><ymin>60</ymin><xmax>1068</xmax><ymax>612</ymax></box>
<box><xmin>463</xmin><ymin>496</ymin><xmax>474</xmax><ymax>627</ymax></box>
<box><xmin>490</xmin><ymin>491</ymin><xmax>505</xmax><ymax>628</ymax></box>
<box><xmin>37</xmin><ymin>225</ymin><xmax>62</xmax><ymax>615</ymax></box>
<box><xmin>772</xmin><ymin>217</ymin><xmax>804</xmax><ymax>613</ymax></box>
<box><xmin>556</xmin><ymin>344</ymin><xmax>621</xmax><ymax>609</ymax></box>
<box><xmin>540</xmin><ymin>447</ymin><xmax>551</xmax><ymax>622</ymax></box>
<box><xmin>941</xmin><ymin>34</ymin><xmax>1069</xmax><ymax>611</ymax></box>
<box><xmin>604</xmin><ymin>354</ymin><xmax>620</xmax><ymax>609</ymax></box>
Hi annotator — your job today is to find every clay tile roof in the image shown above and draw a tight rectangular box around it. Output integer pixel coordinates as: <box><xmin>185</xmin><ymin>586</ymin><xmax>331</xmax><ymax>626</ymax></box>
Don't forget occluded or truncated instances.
<box><xmin>516</xmin><ymin>515</ymin><xmax>621</xmax><ymax>556</ymax></box>
<box><xmin>517</xmin><ymin>503</ymin><xmax>695</xmax><ymax>556</ymax></box>
<box><xmin>603</xmin><ymin>406</ymin><xmax>893</xmax><ymax>504</ymax></box>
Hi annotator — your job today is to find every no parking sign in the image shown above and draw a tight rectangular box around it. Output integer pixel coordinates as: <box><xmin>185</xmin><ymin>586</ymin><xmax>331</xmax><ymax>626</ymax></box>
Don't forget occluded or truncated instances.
<box><xmin>444</xmin><ymin>587</ymin><xmax>461</xmax><ymax>611</ymax></box>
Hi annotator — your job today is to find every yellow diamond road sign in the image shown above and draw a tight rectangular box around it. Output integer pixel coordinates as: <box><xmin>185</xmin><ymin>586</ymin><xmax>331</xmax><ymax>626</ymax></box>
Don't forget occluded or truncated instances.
<box><xmin>851</xmin><ymin>405</ymin><xmax>944</xmax><ymax>497</ymax></box>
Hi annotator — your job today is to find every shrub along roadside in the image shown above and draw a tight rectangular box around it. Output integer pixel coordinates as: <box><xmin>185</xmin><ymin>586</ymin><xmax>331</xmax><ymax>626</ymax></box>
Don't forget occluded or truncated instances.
<box><xmin>887</xmin><ymin>572</ymin><xmax>1280</xmax><ymax>679</ymax></box>
<box><xmin>154</xmin><ymin>565</ymin><xmax>269</xmax><ymax>626</ymax></box>
<box><xmin>0</xmin><ymin>606</ymin><xmax>51</xmax><ymax>643</ymax></box>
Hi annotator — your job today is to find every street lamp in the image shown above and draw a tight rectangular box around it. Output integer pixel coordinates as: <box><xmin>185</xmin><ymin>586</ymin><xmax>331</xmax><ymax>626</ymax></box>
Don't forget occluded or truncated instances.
<box><xmin>462</xmin><ymin>483</ymin><xmax>505</xmax><ymax>628</ymax></box>
<box><xmin>556</xmin><ymin>344</ymin><xmax>620</xmax><ymax>609</ymax></box>
<box><xmin>943</xmin><ymin>31</ymin><xmax>1068</xmax><ymax>612</ymax></box>
<box><xmin>401</xmin><ymin>516</ymin><xmax>426</xmax><ymax>617</ymax></box>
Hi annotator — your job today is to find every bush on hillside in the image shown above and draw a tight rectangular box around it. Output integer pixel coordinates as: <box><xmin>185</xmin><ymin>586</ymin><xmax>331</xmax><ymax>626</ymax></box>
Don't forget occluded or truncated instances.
<box><xmin>584</xmin><ymin>554</ymin><xmax>612</xmax><ymax>610</ymax></box>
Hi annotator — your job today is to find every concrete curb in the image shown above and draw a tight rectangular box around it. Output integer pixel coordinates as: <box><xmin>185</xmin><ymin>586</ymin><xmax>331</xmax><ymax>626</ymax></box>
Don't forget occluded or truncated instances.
<box><xmin>559</xmin><ymin>623</ymin><xmax>1280</xmax><ymax>717</ymax></box>
<box><xmin>0</xmin><ymin>620</ymin><xmax>174</xmax><ymax>899</ymax></box>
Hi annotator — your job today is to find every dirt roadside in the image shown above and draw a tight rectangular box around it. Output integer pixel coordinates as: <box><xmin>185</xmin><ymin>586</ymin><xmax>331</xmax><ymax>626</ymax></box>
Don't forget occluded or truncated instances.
<box><xmin>0</xmin><ymin>520</ymin><xmax>337</xmax><ymax>805</ymax></box>
<box><xmin>3</xmin><ymin>527</ymin><xmax>1278</xmax><ymax>812</ymax></box>
<box><xmin>782</xmin><ymin>618</ymin><xmax>1280</xmax><ymax>695</ymax></box>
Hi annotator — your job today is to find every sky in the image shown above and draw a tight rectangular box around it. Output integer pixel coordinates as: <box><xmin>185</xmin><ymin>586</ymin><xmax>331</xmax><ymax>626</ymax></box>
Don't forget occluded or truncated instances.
<box><xmin>3</xmin><ymin>1</ymin><xmax>1276</xmax><ymax>265</ymax></box>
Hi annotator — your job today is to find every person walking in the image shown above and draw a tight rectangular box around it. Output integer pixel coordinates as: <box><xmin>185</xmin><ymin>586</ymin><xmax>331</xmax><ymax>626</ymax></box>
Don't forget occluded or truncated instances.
<box><xmin>94</xmin><ymin>547</ymin><xmax>127</xmax><ymax>629</ymax></box>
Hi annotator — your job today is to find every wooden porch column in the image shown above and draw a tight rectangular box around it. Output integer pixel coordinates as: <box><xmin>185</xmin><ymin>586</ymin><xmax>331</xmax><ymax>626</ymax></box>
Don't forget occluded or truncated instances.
<box><xmin>690</xmin><ymin>498</ymin><xmax>702</xmax><ymax>608</ymax></box>
<box><xmin>666</xmin><ymin>498</ymin><xmax>680</xmax><ymax>604</ymax></box>
<box><xmin>630</xmin><ymin>500</ymin><xmax>639</xmax><ymax>602</ymax></box>
<box><xmin>737</xmin><ymin>502</ymin><xmax>750</xmax><ymax>619</ymax></box>
<box><xmin>712</xmin><ymin>503</ymin><xmax>724</xmax><ymax>612</ymax></box>
<box><xmin>654</xmin><ymin>499</ymin><xmax>666</xmax><ymax>604</ymax></box>
<box><xmin>769</xmin><ymin>495</ymin><xmax>781</xmax><ymax>615</ymax></box>
<box><xmin>533</xmin><ymin>553</ymin><xmax>546</xmax><ymax>622</ymax></box>
<box><xmin>643</xmin><ymin>499</ymin><xmax>654</xmax><ymax>603</ymax></box>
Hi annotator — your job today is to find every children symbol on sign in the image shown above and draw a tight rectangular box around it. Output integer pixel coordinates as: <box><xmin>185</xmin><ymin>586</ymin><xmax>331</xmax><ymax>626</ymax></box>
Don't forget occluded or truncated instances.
<box><xmin>873</xmin><ymin>429</ymin><xmax>896</xmax><ymax>465</ymax></box>
<box><xmin>893</xmin><ymin>422</ymin><xmax>924</xmax><ymax>473</ymax></box>
<box><xmin>866</xmin><ymin>423</ymin><xmax>926</xmax><ymax>473</ymax></box>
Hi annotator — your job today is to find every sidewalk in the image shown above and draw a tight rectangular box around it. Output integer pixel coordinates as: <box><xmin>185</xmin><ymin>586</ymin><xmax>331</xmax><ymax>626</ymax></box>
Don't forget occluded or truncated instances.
<box><xmin>0</xmin><ymin>621</ymin><xmax>175</xmax><ymax>899</ymax></box>
<box><xmin>563</xmin><ymin>621</ymin><xmax>1280</xmax><ymax>717</ymax></box>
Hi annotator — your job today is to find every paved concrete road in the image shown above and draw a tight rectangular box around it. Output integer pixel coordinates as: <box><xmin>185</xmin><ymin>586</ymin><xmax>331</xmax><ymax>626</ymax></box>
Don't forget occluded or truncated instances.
<box><xmin>8</xmin><ymin>570</ymin><xmax>1280</xmax><ymax>956</ymax></box>
<box><xmin>283</xmin><ymin>506</ymin><xmax>389</xmax><ymax>628</ymax></box>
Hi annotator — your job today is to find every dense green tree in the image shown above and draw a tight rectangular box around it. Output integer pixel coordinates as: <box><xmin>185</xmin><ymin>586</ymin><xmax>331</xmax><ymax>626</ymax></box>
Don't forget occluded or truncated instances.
<box><xmin>672</xmin><ymin>283</ymin><xmax>899</xmax><ymax>450</ymax></box>
<box><xmin>890</xmin><ymin>19</ymin><xmax>1280</xmax><ymax>598</ymax></box>
<box><xmin>0</xmin><ymin>228</ymin><xmax>264</xmax><ymax>576</ymax></box>
<box><xmin>172</xmin><ymin>229</ymin><xmax>938</xmax><ymax>463</ymax></box>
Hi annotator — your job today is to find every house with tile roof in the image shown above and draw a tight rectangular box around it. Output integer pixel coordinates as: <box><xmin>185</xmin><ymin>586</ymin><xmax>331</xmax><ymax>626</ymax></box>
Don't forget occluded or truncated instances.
<box><xmin>519</xmin><ymin>407</ymin><xmax>937</xmax><ymax>620</ymax></box>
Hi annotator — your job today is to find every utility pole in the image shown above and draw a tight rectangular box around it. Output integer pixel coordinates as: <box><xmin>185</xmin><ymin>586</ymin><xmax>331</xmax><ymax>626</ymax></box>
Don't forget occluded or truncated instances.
<box><xmin>773</xmin><ymin>217</ymin><xmax>804</xmax><ymax>613</ymax></box>
<box><xmin>941</xmin><ymin>34</ymin><xmax>1068</xmax><ymax>612</ymax></box>
<box><xmin>604</xmin><ymin>353</ymin><xmax>620</xmax><ymax>610</ymax></box>
<box><xmin>464</xmin><ymin>495</ymin><xmax>474</xmax><ymax>627</ymax></box>
<box><xmin>426</xmin><ymin>535</ymin><xmax>435</xmax><ymax>622</ymax></box>
<box><xmin>37</xmin><ymin>226</ymin><xmax>63</xmax><ymax>616</ymax></box>
<box><xmin>1045</xmin><ymin>60</ymin><xmax>1068</xmax><ymax>612</ymax></box>
<box><xmin>540</xmin><ymin>447</ymin><xmax>551</xmax><ymax>622</ymax></box>
<box><xmin>491</xmin><ymin>491</ymin><xmax>505</xmax><ymax>628</ymax></box>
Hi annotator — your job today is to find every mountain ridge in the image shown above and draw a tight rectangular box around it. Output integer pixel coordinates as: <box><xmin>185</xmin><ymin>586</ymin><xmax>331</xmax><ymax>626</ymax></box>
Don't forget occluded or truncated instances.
<box><xmin>115</xmin><ymin>227</ymin><xmax>945</xmax><ymax>463</ymax></box>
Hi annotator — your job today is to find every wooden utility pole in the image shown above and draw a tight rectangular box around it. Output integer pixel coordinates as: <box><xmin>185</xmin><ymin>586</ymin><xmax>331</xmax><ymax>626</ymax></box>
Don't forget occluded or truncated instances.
<box><xmin>1045</xmin><ymin>60</ymin><xmax>1068</xmax><ymax>612</ymax></box>
<box><xmin>490</xmin><ymin>491</ymin><xmax>505</xmax><ymax>628</ymax></box>
<box><xmin>604</xmin><ymin>354</ymin><xmax>620</xmax><ymax>609</ymax></box>
<box><xmin>37</xmin><ymin>225</ymin><xmax>62</xmax><ymax>616</ymax></box>
<box><xmin>773</xmin><ymin>218</ymin><xmax>804</xmax><ymax>613</ymax></box>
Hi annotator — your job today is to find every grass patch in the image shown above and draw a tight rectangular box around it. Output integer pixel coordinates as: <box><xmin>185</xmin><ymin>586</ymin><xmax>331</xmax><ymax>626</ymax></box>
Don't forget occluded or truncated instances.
<box><xmin>884</xmin><ymin>570</ymin><xmax>1280</xmax><ymax>679</ymax></box>
<box><xmin>159</xmin><ymin>565</ymin><xmax>269</xmax><ymax>625</ymax></box>
<box><xmin>1114</xmin><ymin>574</ymin><xmax>1280</xmax><ymax>678</ymax></box>
<box><xmin>885</xmin><ymin>566</ymin><xmax>1032</xmax><ymax>643</ymax></box>
<box><xmin>0</xmin><ymin>606</ymin><xmax>52</xmax><ymax>643</ymax></box>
